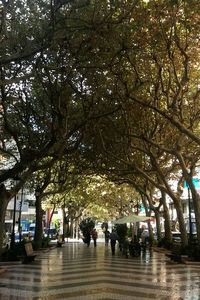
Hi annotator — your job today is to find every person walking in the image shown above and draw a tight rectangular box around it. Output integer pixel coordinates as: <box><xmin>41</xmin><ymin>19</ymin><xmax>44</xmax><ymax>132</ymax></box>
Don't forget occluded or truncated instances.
<box><xmin>109</xmin><ymin>229</ymin><xmax>119</xmax><ymax>255</ymax></box>
<box><xmin>104</xmin><ymin>230</ymin><xmax>110</xmax><ymax>246</ymax></box>
<box><xmin>84</xmin><ymin>230</ymin><xmax>91</xmax><ymax>247</ymax></box>
<box><xmin>91</xmin><ymin>228</ymin><xmax>98</xmax><ymax>247</ymax></box>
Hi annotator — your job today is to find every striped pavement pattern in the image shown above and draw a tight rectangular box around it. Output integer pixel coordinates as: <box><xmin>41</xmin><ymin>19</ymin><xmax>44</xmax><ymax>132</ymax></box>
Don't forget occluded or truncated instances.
<box><xmin>0</xmin><ymin>241</ymin><xmax>200</xmax><ymax>300</ymax></box>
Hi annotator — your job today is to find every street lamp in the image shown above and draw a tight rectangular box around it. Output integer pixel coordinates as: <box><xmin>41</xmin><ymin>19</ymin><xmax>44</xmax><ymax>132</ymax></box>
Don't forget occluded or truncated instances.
<box><xmin>10</xmin><ymin>176</ymin><xmax>20</xmax><ymax>249</ymax></box>
<box><xmin>188</xmin><ymin>187</ymin><xmax>193</xmax><ymax>243</ymax></box>
<box><xmin>10</xmin><ymin>193</ymin><xmax>17</xmax><ymax>249</ymax></box>
<box><xmin>18</xmin><ymin>187</ymin><xmax>24</xmax><ymax>242</ymax></box>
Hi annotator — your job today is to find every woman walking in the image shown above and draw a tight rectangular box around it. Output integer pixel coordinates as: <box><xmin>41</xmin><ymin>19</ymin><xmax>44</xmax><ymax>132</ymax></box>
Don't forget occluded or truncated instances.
<box><xmin>91</xmin><ymin>228</ymin><xmax>98</xmax><ymax>247</ymax></box>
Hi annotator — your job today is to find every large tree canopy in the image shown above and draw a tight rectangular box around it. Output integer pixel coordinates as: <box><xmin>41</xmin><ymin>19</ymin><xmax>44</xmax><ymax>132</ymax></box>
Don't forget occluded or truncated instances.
<box><xmin>0</xmin><ymin>0</ymin><xmax>200</xmax><ymax>252</ymax></box>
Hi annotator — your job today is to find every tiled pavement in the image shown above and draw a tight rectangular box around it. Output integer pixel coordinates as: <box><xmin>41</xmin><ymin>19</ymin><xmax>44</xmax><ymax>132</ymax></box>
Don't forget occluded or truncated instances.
<box><xmin>0</xmin><ymin>240</ymin><xmax>200</xmax><ymax>300</ymax></box>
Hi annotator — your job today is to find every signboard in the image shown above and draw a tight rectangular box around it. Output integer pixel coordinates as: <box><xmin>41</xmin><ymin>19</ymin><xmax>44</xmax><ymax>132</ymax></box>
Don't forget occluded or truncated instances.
<box><xmin>22</xmin><ymin>201</ymin><xmax>29</xmax><ymax>212</ymax></box>
<box><xmin>184</xmin><ymin>178</ymin><xmax>200</xmax><ymax>189</ymax></box>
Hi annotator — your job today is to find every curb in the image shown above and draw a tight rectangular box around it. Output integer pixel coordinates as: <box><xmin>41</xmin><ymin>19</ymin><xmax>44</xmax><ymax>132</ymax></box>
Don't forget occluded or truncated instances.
<box><xmin>0</xmin><ymin>261</ymin><xmax>22</xmax><ymax>266</ymax></box>
<box><xmin>152</xmin><ymin>247</ymin><xmax>171</xmax><ymax>255</ymax></box>
<box><xmin>182</xmin><ymin>260</ymin><xmax>200</xmax><ymax>266</ymax></box>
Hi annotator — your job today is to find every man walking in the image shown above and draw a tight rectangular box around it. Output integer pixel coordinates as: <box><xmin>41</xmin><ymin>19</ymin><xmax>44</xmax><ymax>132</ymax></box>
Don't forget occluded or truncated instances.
<box><xmin>91</xmin><ymin>228</ymin><xmax>98</xmax><ymax>247</ymax></box>
<box><xmin>109</xmin><ymin>230</ymin><xmax>119</xmax><ymax>255</ymax></box>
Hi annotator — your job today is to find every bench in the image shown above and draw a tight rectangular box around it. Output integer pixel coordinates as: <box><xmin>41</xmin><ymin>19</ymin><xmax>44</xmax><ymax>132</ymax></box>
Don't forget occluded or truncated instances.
<box><xmin>166</xmin><ymin>252</ymin><xmax>189</xmax><ymax>263</ymax></box>
<box><xmin>21</xmin><ymin>242</ymin><xmax>37</xmax><ymax>264</ymax></box>
<box><xmin>165</xmin><ymin>246</ymin><xmax>183</xmax><ymax>263</ymax></box>
<box><xmin>129</xmin><ymin>242</ymin><xmax>141</xmax><ymax>257</ymax></box>
<box><xmin>57</xmin><ymin>235</ymin><xmax>65</xmax><ymax>247</ymax></box>
<box><xmin>166</xmin><ymin>253</ymin><xmax>182</xmax><ymax>263</ymax></box>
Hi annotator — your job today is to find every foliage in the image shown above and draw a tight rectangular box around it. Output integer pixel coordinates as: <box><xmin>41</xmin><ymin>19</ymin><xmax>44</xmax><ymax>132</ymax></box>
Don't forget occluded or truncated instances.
<box><xmin>54</xmin><ymin>219</ymin><xmax>61</xmax><ymax>231</ymax></box>
<box><xmin>44</xmin><ymin>174</ymin><xmax>139</xmax><ymax>223</ymax></box>
<box><xmin>114</xmin><ymin>224</ymin><xmax>128</xmax><ymax>243</ymax></box>
<box><xmin>0</xmin><ymin>241</ymin><xmax>26</xmax><ymax>262</ymax></box>
<box><xmin>190</xmin><ymin>246</ymin><xmax>200</xmax><ymax>261</ymax></box>
<box><xmin>186</xmin><ymin>244</ymin><xmax>200</xmax><ymax>261</ymax></box>
<box><xmin>0</xmin><ymin>0</ymin><xmax>200</xmax><ymax>251</ymax></box>
<box><xmin>157</xmin><ymin>237</ymin><xmax>173</xmax><ymax>250</ymax></box>
<box><xmin>41</xmin><ymin>237</ymin><xmax>50</xmax><ymax>249</ymax></box>
<box><xmin>79</xmin><ymin>218</ymin><xmax>95</xmax><ymax>236</ymax></box>
<box><xmin>127</xmin><ymin>227</ymin><xmax>132</xmax><ymax>238</ymax></box>
<box><xmin>78</xmin><ymin>176</ymin><xmax>140</xmax><ymax>221</ymax></box>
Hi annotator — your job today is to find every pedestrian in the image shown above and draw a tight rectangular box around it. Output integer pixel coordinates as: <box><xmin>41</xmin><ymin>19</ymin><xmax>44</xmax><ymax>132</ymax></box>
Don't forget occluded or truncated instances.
<box><xmin>141</xmin><ymin>228</ymin><xmax>149</xmax><ymax>246</ymax></box>
<box><xmin>104</xmin><ymin>230</ymin><xmax>110</xmax><ymax>246</ymax></box>
<box><xmin>91</xmin><ymin>228</ymin><xmax>98</xmax><ymax>247</ymax></box>
<box><xmin>109</xmin><ymin>229</ymin><xmax>119</xmax><ymax>255</ymax></box>
<box><xmin>84</xmin><ymin>230</ymin><xmax>91</xmax><ymax>247</ymax></box>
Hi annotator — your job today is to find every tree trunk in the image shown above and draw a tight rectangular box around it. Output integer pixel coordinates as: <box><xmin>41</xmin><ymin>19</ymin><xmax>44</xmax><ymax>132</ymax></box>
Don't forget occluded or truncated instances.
<box><xmin>142</xmin><ymin>194</ymin><xmax>154</xmax><ymax>241</ymax></box>
<box><xmin>154</xmin><ymin>210</ymin><xmax>162</xmax><ymax>241</ymax></box>
<box><xmin>74</xmin><ymin>219</ymin><xmax>79</xmax><ymax>239</ymax></box>
<box><xmin>70</xmin><ymin>219</ymin><xmax>74</xmax><ymax>238</ymax></box>
<box><xmin>190</xmin><ymin>186</ymin><xmax>200</xmax><ymax>246</ymax></box>
<box><xmin>62</xmin><ymin>208</ymin><xmax>68</xmax><ymax>242</ymax></box>
<box><xmin>47</xmin><ymin>207</ymin><xmax>55</xmax><ymax>236</ymax></box>
<box><xmin>161</xmin><ymin>192</ymin><xmax>172</xmax><ymax>244</ymax></box>
<box><xmin>0</xmin><ymin>185</ymin><xmax>10</xmax><ymax>255</ymax></box>
<box><xmin>34</xmin><ymin>194</ymin><xmax>44</xmax><ymax>249</ymax></box>
<box><xmin>174</xmin><ymin>151</ymin><xmax>200</xmax><ymax>246</ymax></box>
<box><xmin>174</xmin><ymin>199</ymin><xmax>188</xmax><ymax>247</ymax></box>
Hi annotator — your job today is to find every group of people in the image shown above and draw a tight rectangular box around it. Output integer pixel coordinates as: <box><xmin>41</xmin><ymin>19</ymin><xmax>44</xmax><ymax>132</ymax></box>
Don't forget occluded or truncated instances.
<box><xmin>83</xmin><ymin>228</ymin><xmax>98</xmax><ymax>247</ymax></box>
<box><xmin>83</xmin><ymin>228</ymin><xmax>119</xmax><ymax>255</ymax></box>
<box><xmin>83</xmin><ymin>226</ymin><xmax>151</xmax><ymax>257</ymax></box>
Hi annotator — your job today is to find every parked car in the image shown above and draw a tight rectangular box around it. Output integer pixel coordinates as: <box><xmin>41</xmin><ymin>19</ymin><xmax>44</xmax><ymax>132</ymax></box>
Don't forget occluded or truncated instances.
<box><xmin>29</xmin><ymin>224</ymin><xmax>36</xmax><ymax>235</ymax></box>
<box><xmin>20</xmin><ymin>231</ymin><xmax>34</xmax><ymax>240</ymax></box>
<box><xmin>172</xmin><ymin>231</ymin><xmax>181</xmax><ymax>242</ymax></box>
<box><xmin>44</xmin><ymin>228</ymin><xmax>58</xmax><ymax>239</ymax></box>
<box><xmin>161</xmin><ymin>231</ymin><xmax>181</xmax><ymax>242</ymax></box>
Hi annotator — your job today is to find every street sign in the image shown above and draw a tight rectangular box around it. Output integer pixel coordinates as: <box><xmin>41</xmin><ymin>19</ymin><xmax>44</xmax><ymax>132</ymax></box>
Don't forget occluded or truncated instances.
<box><xmin>184</xmin><ymin>178</ymin><xmax>200</xmax><ymax>189</ymax></box>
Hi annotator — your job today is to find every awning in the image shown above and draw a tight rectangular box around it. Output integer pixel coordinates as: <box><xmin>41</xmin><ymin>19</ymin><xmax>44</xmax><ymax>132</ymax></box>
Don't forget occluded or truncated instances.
<box><xmin>114</xmin><ymin>213</ymin><xmax>152</xmax><ymax>224</ymax></box>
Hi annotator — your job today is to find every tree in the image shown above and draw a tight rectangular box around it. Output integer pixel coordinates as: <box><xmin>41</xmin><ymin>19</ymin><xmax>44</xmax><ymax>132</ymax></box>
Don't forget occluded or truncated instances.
<box><xmin>1</xmin><ymin>0</ymin><xmax>200</xmax><ymax>253</ymax></box>
<box><xmin>78</xmin><ymin>0</ymin><xmax>200</xmax><ymax>248</ymax></box>
<box><xmin>79</xmin><ymin>217</ymin><xmax>95</xmax><ymax>238</ymax></box>
<box><xmin>0</xmin><ymin>0</ymin><xmax>127</xmax><ymax>251</ymax></box>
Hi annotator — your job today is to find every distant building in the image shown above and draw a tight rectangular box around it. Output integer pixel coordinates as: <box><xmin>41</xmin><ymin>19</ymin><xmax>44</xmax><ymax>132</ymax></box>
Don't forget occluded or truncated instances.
<box><xmin>5</xmin><ymin>189</ymin><xmax>36</xmax><ymax>233</ymax></box>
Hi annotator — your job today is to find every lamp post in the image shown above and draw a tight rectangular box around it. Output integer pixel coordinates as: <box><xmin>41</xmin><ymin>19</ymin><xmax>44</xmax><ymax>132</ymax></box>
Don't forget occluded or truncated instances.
<box><xmin>65</xmin><ymin>216</ymin><xmax>69</xmax><ymax>243</ymax></box>
<box><xmin>10</xmin><ymin>176</ymin><xmax>21</xmax><ymax>249</ymax></box>
<box><xmin>18</xmin><ymin>187</ymin><xmax>24</xmax><ymax>242</ymax></box>
<box><xmin>66</xmin><ymin>200</ymin><xmax>73</xmax><ymax>241</ymax></box>
<box><xmin>10</xmin><ymin>193</ymin><xmax>17</xmax><ymax>249</ymax></box>
<box><xmin>188</xmin><ymin>187</ymin><xmax>193</xmax><ymax>243</ymax></box>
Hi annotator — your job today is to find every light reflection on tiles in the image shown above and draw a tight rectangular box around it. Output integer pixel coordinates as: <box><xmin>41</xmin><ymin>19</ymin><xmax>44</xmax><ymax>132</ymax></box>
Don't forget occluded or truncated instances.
<box><xmin>0</xmin><ymin>241</ymin><xmax>200</xmax><ymax>300</ymax></box>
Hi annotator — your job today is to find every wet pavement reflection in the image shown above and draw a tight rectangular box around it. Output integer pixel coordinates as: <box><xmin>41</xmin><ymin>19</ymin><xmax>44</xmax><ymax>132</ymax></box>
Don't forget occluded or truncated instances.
<box><xmin>0</xmin><ymin>240</ymin><xmax>200</xmax><ymax>299</ymax></box>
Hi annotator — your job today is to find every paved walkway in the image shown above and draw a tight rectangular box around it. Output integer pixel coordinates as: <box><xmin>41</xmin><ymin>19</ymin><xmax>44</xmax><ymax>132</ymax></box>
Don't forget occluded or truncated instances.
<box><xmin>0</xmin><ymin>240</ymin><xmax>200</xmax><ymax>300</ymax></box>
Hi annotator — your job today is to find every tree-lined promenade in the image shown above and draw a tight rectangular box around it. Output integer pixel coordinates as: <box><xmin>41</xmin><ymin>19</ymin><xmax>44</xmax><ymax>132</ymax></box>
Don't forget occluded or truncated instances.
<box><xmin>0</xmin><ymin>0</ymin><xmax>200</xmax><ymax>258</ymax></box>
